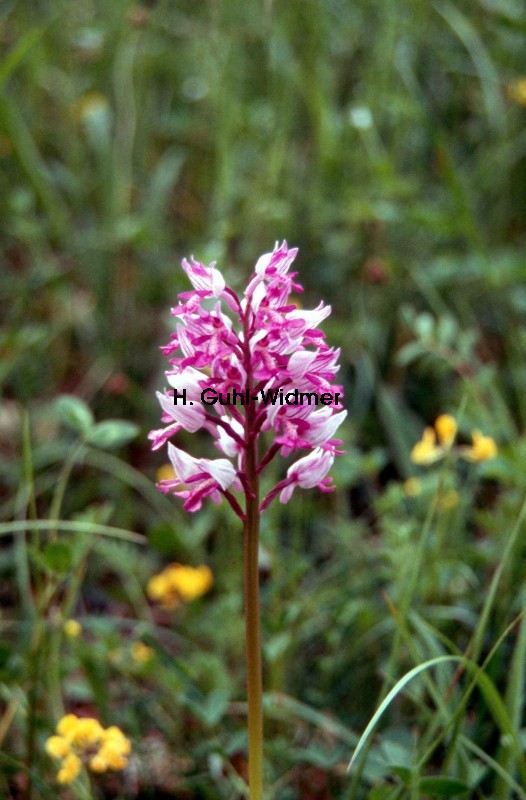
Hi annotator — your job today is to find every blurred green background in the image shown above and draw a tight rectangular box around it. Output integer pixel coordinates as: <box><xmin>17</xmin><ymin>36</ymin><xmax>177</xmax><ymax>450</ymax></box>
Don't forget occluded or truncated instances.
<box><xmin>2</xmin><ymin>0</ymin><xmax>526</xmax><ymax>798</ymax></box>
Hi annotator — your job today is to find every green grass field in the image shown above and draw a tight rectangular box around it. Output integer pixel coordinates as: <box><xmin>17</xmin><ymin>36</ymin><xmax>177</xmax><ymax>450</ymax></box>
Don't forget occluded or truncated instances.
<box><xmin>1</xmin><ymin>1</ymin><xmax>526</xmax><ymax>797</ymax></box>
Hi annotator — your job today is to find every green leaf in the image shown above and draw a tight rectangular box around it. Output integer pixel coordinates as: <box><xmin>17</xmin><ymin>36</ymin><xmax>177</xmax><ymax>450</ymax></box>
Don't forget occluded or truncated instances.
<box><xmin>390</xmin><ymin>766</ymin><xmax>411</xmax><ymax>783</ymax></box>
<box><xmin>200</xmin><ymin>689</ymin><xmax>230</xmax><ymax>727</ymax></box>
<box><xmin>396</xmin><ymin>341</ymin><xmax>427</xmax><ymax>367</ymax></box>
<box><xmin>43</xmin><ymin>541</ymin><xmax>73</xmax><ymax>574</ymax></box>
<box><xmin>289</xmin><ymin>744</ymin><xmax>340</xmax><ymax>768</ymax></box>
<box><xmin>368</xmin><ymin>787</ymin><xmax>397</xmax><ymax>800</ymax></box>
<box><xmin>147</xmin><ymin>523</ymin><xmax>183</xmax><ymax>555</ymax></box>
<box><xmin>348</xmin><ymin>656</ymin><xmax>459</xmax><ymax>772</ymax></box>
<box><xmin>86</xmin><ymin>420</ymin><xmax>139</xmax><ymax>449</ymax></box>
<box><xmin>418</xmin><ymin>776</ymin><xmax>469</xmax><ymax>796</ymax></box>
<box><xmin>0</xmin><ymin>644</ymin><xmax>13</xmax><ymax>669</ymax></box>
<box><xmin>56</xmin><ymin>395</ymin><xmax>94</xmax><ymax>434</ymax></box>
<box><xmin>265</xmin><ymin>632</ymin><xmax>291</xmax><ymax>663</ymax></box>
<box><xmin>348</xmin><ymin>651</ymin><xmax>526</xmax><ymax>784</ymax></box>
<box><xmin>0</xmin><ymin>26</ymin><xmax>45</xmax><ymax>88</ymax></box>
<box><xmin>0</xmin><ymin>520</ymin><xmax>144</xmax><ymax>544</ymax></box>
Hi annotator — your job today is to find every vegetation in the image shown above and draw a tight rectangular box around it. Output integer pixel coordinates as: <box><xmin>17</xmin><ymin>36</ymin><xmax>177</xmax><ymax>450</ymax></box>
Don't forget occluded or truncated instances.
<box><xmin>1</xmin><ymin>0</ymin><xmax>526</xmax><ymax>797</ymax></box>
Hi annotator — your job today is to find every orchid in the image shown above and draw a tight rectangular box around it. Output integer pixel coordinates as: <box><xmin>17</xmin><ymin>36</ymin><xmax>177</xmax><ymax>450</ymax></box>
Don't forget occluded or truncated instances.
<box><xmin>150</xmin><ymin>241</ymin><xmax>345</xmax><ymax>515</ymax></box>
<box><xmin>149</xmin><ymin>241</ymin><xmax>345</xmax><ymax>800</ymax></box>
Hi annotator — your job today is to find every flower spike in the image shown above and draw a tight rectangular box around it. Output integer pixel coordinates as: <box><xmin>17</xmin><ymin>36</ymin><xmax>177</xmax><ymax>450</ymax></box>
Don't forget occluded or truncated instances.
<box><xmin>150</xmin><ymin>241</ymin><xmax>346</xmax><ymax>513</ymax></box>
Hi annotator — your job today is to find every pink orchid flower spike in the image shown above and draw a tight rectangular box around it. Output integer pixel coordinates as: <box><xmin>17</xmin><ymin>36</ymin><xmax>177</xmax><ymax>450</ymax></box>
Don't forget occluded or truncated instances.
<box><xmin>150</xmin><ymin>240</ymin><xmax>346</xmax><ymax>513</ymax></box>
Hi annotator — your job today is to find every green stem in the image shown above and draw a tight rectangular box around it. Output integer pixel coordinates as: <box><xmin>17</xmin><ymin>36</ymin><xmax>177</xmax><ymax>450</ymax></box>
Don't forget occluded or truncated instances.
<box><xmin>49</xmin><ymin>438</ymin><xmax>86</xmax><ymax>540</ymax></box>
<box><xmin>243</xmin><ymin>308</ymin><xmax>264</xmax><ymax>800</ymax></box>
<box><xmin>244</xmin><ymin>489</ymin><xmax>263</xmax><ymax>799</ymax></box>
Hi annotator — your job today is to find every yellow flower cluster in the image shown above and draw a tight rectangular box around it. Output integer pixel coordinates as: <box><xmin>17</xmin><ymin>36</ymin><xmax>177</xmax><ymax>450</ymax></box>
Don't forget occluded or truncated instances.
<box><xmin>411</xmin><ymin>414</ymin><xmax>497</xmax><ymax>466</ymax></box>
<box><xmin>45</xmin><ymin>714</ymin><xmax>131</xmax><ymax>784</ymax></box>
<box><xmin>147</xmin><ymin>563</ymin><xmax>213</xmax><ymax>609</ymax></box>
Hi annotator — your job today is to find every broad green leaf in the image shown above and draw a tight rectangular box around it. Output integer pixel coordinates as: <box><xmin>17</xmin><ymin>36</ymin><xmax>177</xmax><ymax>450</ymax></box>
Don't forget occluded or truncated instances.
<box><xmin>43</xmin><ymin>541</ymin><xmax>73</xmax><ymax>574</ymax></box>
<box><xmin>87</xmin><ymin>420</ymin><xmax>139</xmax><ymax>449</ymax></box>
<box><xmin>56</xmin><ymin>395</ymin><xmax>94</xmax><ymax>434</ymax></box>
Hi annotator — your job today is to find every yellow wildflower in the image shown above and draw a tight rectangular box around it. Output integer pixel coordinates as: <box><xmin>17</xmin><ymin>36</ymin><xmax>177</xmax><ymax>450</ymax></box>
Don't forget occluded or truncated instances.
<box><xmin>403</xmin><ymin>477</ymin><xmax>422</xmax><ymax>497</ymax></box>
<box><xmin>131</xmin><ymin>641</ymin><xmax>154</xmax><ymax>664</ymax></box>
<box><xmin>147</xmin><ymin>563</ymin><xmax>213</xmax><ymax>609</ymax></box>
<box><xmin>90</xmin><ymin>727</ymin><xmax>131</xmax><ymax>772</ymax></box>
<box><xmin>411</xmin><ymin>414</ymin><xmax>458</xmax><ymax>465</ymax></box>
<box><xmin>508</xmin><ymin>78</ymin><xmax>526</xmax><ymax>106</ymax></box>
<box><xmin>46</xmin><ymin>714</ymin><xmax>131</xmax><ymax>783</ymax></box>
<box><xmin>63</xmin><ymin>619</ymin><xmax>82</xmax><ymax>638</ymax></box>
<box><xmin>57</xmin><ymin>753</ymin><xmax>82</xmax><ymax>784</ymax></box>
<box><xmin>168</xmin><ymin>564</ymin><xmax>213</xmax><ymax>601</ymax></box>
<box><xmin>57</xmin><ymin>714</ymin><xmax>80</xmax><ymax>738</ymax></box>
<box><xmin>89</xmin><ymin>754</ymin><xmax>108</xmax><ymax>773</ymax></box>
<box><xmin>435</xmin><ymin>414</ymin><xmax>457</xmax><ymax>446</ymax></box>
<box><xmin>146</xmin><ymin>571</ymin><xmax>171</xmax><ymax>603</ymax></box>
<box><xmin>70</xmin><ymin>718</ymin><xmax>104</xmax><ymax>748</ymax></box>
<box><xmin>45</xmin><ymin>736</ymin><xmax>70</xmax><ymax>759</ymax></box>
<box><xmin>104</xmin><ymin>726</ymin><xmax>132</xmax><ymax>751</ymax></box>
<box><xmin>463</xmin><ymin>430</ymin><xmax>497</xmax><ymax>462</ymax></box>
<box><xmin>410</xmin><ymin>427</ymin><xmax>442</xmax><ymax>465</ymax></box>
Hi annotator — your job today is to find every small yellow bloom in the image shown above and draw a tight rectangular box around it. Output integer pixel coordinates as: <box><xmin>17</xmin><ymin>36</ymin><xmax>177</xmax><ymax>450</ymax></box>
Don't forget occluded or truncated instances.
<box><xmin>93</xmin><ymin>726</ymin><xmax>131</xmax><ymax>771</ymax></box>
<box><xmin>435</xmin><ymin>414</ymin><xmax>457</xmax><ymax>446</ymax></box>
<box><xmin>89</xmin><ymin>754</ymin><xmax>108</xmax><ymax>773</ymax></box>
<box><xmin>411</xmin><ymin>414</ymin><xmax>459</xmax><ymax>465</ymax></box>
<box><xmin>131</xmin><ymin>641</ymin><xmax>154</xmax><ymax>664</ymax></box>
<box><xmin>97</xmin><ymin>746</ymin><xmax>128</xmax><ymax>770</ymax></box>
<box><xmin>146</xmin><ymin>572</ymin><xmax>172</xmax><ymax>603</ymax></box>
<box><xmin>63</xmin><ymin>619</ymin><xmax>82</xmax><ymax>638</ymax></box>
<box><xmin>156</xmin><ymin>463</ymin><xmax>176</xmax><ymax>482</ymax></box>
<box><xmin>71</xmin><ymin>717</ymin><xmax>104</xmax><ymax>748</ymax></box>
<box><xmin>403</xmin><ymin>477</ymin><xmax>422</xmax><ymax>497</ymax></box>
<box><xmin>57</xmin><ymin>753</ymin><xmax>82</xmax><ymax>784</ymax></box>
<box><xmin>147</xmin><ymin>563</ymin><xmax>213</xmax><ymax>608</ymax></box>
<box><xmin>168</xmin><ymin>564</ymin><xmax>213</xmax><ymax>601</ymax></box>
<box><xmin>463</xmin><ymin>430</ymin><xmax>497</xmax><ymax>462</ymax></box>
<box><xmin>508</xmin><ymin>78</ymin><xmax>526</xmax><ymax>106</ymax></box>
<box><xmin>57</xmin><ymin>714</ymin><xmax>80</xmax><ymax>738</ymax></box>
<box><xmin>103</xmin><ymin>726</ymin><xmax>131</xmax><ymax>752</ymax></box>
<box><xmin>410</xmin><ymin>427</ymin><xmax>442</xmax><ymax>465</ymax></box>
<box><xmin>45</xmin><ymin>735</ymin><xmax>70</xmax><ymax>759</ymax></box>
